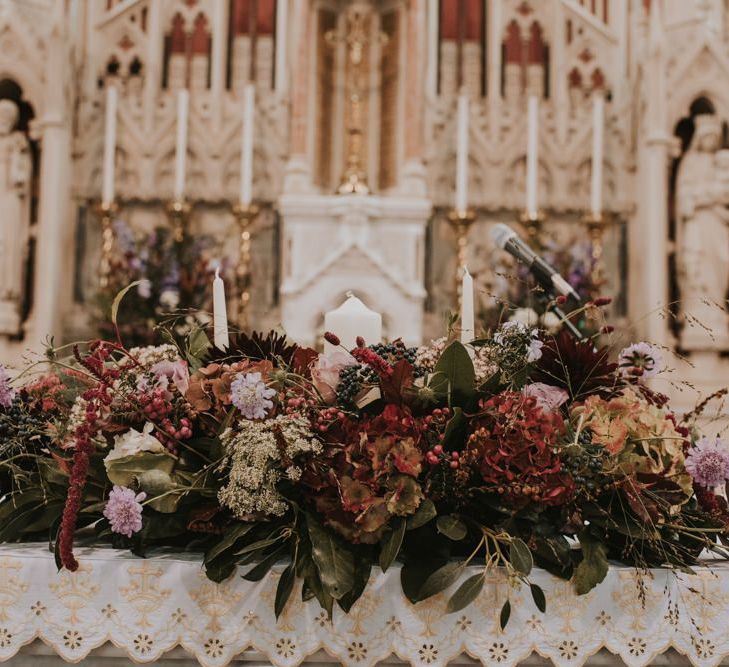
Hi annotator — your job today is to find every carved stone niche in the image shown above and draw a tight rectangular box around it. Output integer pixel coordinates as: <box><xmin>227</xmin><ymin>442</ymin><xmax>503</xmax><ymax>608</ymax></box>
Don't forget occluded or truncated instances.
<box><xmin>278</xmin><ymin>193</ymin><xmax>430</xmax><ymax>347</ymax></box>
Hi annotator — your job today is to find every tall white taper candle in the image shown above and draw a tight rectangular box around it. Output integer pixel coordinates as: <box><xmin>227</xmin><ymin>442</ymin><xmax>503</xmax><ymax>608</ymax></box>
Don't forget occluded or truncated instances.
<box><xmin>455</xmin><ymin>93</ymin><xmax>470</xmax><ymax>212</ymax></box>
<box><xmin>526</xmin><ymin>95</ymin><xmax>539</xmax><ymax>217</ymax></box>
<box><xmin>213</xmin><ymin>267</ymin><xmax>229</xmax><ymax>350</ymax></box>
<box><xmin>101</xmin><ymin>85</ymin><xmax>118</xmax><ymax>206</ymax></box>
<box><xmin>460</xmin><ymin>266</ymin><xmax>475</xmax><ymax>347</ymax></box>
<box><xmin>590</xmin><ymin>94</ymin><xmax>605</xmax><ymax>217</ymax></box>
<box><xmin>174</xmin><ymin>89</ymin><xmax>189</xmax><ymax>200</ymax></box>
<box><xmin>239</xmin><ymin>83</ymin><xmax>256</xmax><ymax>206</ymax></box>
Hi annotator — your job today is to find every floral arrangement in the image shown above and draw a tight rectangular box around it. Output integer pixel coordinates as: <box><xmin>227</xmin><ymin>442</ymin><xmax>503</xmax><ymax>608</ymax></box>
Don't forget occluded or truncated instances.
<box><xmin>93</xmin><ymin>220</ymin><xmax>230</xmax><ymax>346</ymax></box>
<box><xmin>1</xmin><ymin>299</ymin><xmax>728</xmax><ymax>625</ymax></box>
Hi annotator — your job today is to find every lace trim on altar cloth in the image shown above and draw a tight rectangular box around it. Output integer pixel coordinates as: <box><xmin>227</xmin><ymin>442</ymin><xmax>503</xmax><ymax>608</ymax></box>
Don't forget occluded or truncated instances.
<box><xmin>0</xmin><ymin>545</ymin><xmax>727</xmax><ymax>667</ymax></box>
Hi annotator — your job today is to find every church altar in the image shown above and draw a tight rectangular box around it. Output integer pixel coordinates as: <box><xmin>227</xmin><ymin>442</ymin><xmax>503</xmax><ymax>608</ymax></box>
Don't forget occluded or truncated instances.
<box><xmin>0</xmin><ymin>544</ymin><xmax>727</xmax><ymax>667</ymax></box>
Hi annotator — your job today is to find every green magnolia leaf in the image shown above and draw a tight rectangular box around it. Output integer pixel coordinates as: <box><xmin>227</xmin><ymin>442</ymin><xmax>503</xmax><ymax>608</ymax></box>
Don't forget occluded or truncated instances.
<box><xmin>105</xmin><ymin>451</ymin><xmax>176</xmax><ymax>488</ymax></box>
<box><xmin>446</xmin><ymin>573</ymin><xmax>484</xmax><ymax>614</ymax></box>
<box><xmin>509</xmin><ymin>538</ymin><xmax>533</xmax><ymax>576</ymax></box>
<box><xmin>572</xmin><ymin>532</ymin><xmax>609</xmax><ymax>595</ymax></box>
<box><xmin>136</xmin><ymin>469</ymin><xmax>182</xmax><ymax>513</ymax></box>
<box><xmin>187</xmin><ymin>326</ymin><xmax>212</xmax><ymax>371</ymax></box>
<box><xmin>436</xmin><ymin>515</ymin><xmax>467</xmax><ymax>541</ymax></box>
<box><xmin>234</xmin><ymin>534</ymin><xmax>286</xmax><ymax>556</ymax></box>
<box><xmin>530</xmin><ymin>583</ymin><xmax>546</xmax><ymax>612</ymax></box>
<box><xmin>500</xmin><ymin>599</ymin><xmax>511</xmax><ymax>630</ymax></box>
<box><xmin>204</xmin><ymin>523</ymin><xmax>254</xmax><ymax>564</ymax></box>
<box><xmin>406</xmin><ymin>499</ymin><xmax>437</xmax><ymax>530</ymax></box>
<box><xmin>430</xmin><ymin>341</ymin><xmax>476</xmax><ymax>408</ymax></box>
<box><xmin>307</xmin><ymin>515</ymin><xmax>355</xmax><ymax>600</ymax></box>
<box><xmin>441</xmin><ymin>408</ymin><xmax>466</xmax><ymax>450</ymax></box>
<box><xmin>418</xmin><ymin>561</ymin><xmax>462</xmax><ymax>601</ymax></box>
<box><xmin>401</xmin><ymin>558</ymin><xmax>447</xmax><ymax>603</ymax></box>
<box><xmin>337</xmin><ymin>554</ymin><xmax>372</xmax><ymax>613</ymax></box>
<box><xmin>242</xmin><ymin>544</ymin><xmax>288</xmax><ymax>581</ymax></box>
<box><xmin>379</xmin><ymin>518</ymin><xmax>406</xmax><ymax>572</ymax></box>
<box><xmin>206</xmin><ymin>560</ymin><xmax>236</xmax><ymax>583</ymax></box>
<box><xmin>111</xmin><ymin>281</ymin><xmax>143</xmax><ymax>327</ymax></box>
<box><xmin>274</xmin><ymin>564</ymin><xmax>296</xmax><ymax>619</ymax></box>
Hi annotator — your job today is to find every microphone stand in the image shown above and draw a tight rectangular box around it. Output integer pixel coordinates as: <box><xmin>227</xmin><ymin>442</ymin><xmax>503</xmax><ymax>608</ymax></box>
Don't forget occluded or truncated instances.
<box><xmin>547</xmin><ymin>302</ymin><xmax>586</xmax><ymax>341</ymax></box>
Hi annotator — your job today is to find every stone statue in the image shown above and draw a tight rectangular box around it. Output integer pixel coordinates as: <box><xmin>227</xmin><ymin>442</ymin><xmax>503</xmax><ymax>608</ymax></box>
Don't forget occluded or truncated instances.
<box><xmin>0</xmin><ymin>99</ymin><xmax>31</xmax><ymax>335</ymax></box>
<box><xmin>676</xmin><ymin>113</ymin><xmax>729</xmax><ymax>350</ymax></box>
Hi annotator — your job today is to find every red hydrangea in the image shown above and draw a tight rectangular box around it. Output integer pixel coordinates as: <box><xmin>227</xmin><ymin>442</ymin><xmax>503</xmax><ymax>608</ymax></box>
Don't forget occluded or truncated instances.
<box><xmin>465</xmin><ymin>392</ymin><xmax>573</xmax><ymax>508</ymax></box>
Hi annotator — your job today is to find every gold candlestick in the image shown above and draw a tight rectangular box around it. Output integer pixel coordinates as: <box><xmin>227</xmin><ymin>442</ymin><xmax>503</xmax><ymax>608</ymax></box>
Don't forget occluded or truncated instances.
<box><xmin>166</xmin><ymin>199</ymin><xmax>191</xmax><ymax>243</ymax></box>
<box><xmin>582</xmin><ymin>211</ymin><xmax>613</xmax><ymax>288</ymax></box>
<box><xmin>518</xmin><ymin>209</ymin><xmax>546</xmax><ymax>246</ymax></box>
<box><xmin>96</xmin><ymin>200</ymin><xmax>118</xmax><ymax>289</ymax></box>
<box><xmin>232</xmin><ymin>202</ymin><xmax>260</xmax><ymax>329</ymax></box>
<box><xmin>448</xmin><ymin>208</ymin><xmax>476</xmax><ymax>310</ymax></box>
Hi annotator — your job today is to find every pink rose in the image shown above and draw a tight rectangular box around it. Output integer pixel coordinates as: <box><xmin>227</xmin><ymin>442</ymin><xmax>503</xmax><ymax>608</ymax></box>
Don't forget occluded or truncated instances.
<box><xmin>311</xmin><ymin>349</ymin><xmax>356</xmax><ymax>404</ymax></box>
<box><xmin>151</xmin><ymin>359</ymin><xmax>190</xmax><ymax>396</ymax></box>
<box><xmin>523</xmin><ymin>382</ymin><xmax>569</xmax><ymax>412</ymax></box>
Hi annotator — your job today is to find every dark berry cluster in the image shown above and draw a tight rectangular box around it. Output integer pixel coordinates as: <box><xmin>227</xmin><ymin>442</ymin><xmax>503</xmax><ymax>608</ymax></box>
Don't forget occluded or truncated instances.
<box><xmin>564</xmin><ymin>432</ymin><xmax>604</xmax><ymax>490</ymax></box>
<box><xmin>336</xmin><ymin>364</ymin><xmax>377</xmax><ymax>404</ymax></box>
<box><xmin>369</xmin><ymin>341</ymin><xmax>426</xmax><ymax>377</ymax></box>
<box><xmin>0</xmin><ymin>399</ymin><xmax>46</xmax><ymax>442</ymax></box>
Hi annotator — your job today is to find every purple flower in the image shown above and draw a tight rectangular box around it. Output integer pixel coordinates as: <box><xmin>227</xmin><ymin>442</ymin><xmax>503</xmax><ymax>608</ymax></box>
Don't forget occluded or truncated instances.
<box><xmin>0</xmin><ymin>366</ymin><xmax>14</xmax><ymax>409</ymax></box>
<box><xmin>685</xmin><ymin>437</ymin><xmax>729</xmax><ymax>488</ymax></box>
<box><xmin>618</xmin><ymin>342</ymin><xmax>664</xmax><ymax>379</ymax></box>
<box><xmin>523</xmin><ymin>383</ymin><xmax>569</xmax><ymax>412</ymax></box>
<box><xmin>231</xmin><ymin>372</ymin><xmax>276</xmax><ymax>419</ymax></box>
<box><xmin>103</xmin><ymin>486</ymin><xmax>146</xmax><ymax>537</ymax></box>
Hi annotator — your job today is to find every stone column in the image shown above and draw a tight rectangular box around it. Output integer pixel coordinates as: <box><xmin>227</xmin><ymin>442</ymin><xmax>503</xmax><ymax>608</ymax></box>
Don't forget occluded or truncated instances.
<box><xmin>632</xmin><ymin>1</ymin><xmax>670</xmax><ymax>347</ymax></box>
<box><xmin>401</xmin><ymin>0</ymin><xmax>427</xmax><ymax>196</ymax></box>
<box><xmin>31</xmin><ymin>23</ymin><xmax>71</xmax><ymax>347</ymax></box>
<box><xmin>284</xmin><ymin>0</ymin><xmax>313</xmax><ymax>192</ymax></box>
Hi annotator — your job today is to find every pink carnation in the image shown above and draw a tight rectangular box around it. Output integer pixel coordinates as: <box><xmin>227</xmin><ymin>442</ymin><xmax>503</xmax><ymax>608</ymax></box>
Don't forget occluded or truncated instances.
<box><xmin>523</xmin><ymin>383</ymin><xmax>569</xmax><ymax>412</ymax></box>
<box><xmin>103</xmin><ymin>486</ymin><xmax>146</xmax><ymax>538</ymax></box>
<box><xmin>686</xmin><ymin>437</ymin><xmax>729</xmax><ymax>489</ymax></box>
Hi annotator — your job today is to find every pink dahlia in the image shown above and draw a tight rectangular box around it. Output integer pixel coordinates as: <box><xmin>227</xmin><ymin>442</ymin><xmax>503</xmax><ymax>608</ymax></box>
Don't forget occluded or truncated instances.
<box><xmin>685</xmin><ymin>437</ymin><xmax>729</xmax><ymax>488</ymax></box>
<box><xmin>103</xmin><ymin>486</ymin><xmax>146</xmax><ymax>537</ymax></box>
<box><xmin>0</xmin><ymin>365</ymin><xmax>14</xmax><ymax>408</ymax></box>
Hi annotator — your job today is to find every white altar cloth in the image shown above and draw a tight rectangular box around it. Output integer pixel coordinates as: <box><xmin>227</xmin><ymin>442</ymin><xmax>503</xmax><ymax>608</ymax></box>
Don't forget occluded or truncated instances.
<box><xmin>0</xmin><ymin>544</ymin><xmax>727</xmax><ymax>667</ymax></box>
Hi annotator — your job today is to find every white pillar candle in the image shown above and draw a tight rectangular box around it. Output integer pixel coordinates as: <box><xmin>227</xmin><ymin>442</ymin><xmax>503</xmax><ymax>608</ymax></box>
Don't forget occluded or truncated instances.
<box><xmin>173</xmin><ymin>89</ymin><xmax>189</xmax><ymax>200</ymax></box>
<box><xmin>212</xmin><ymin>267</ymin><xmax>229</xmax><ymax>350</ymax></box>
<box><xmin>274</xmin><ymin>0</ymin><xmax>289</xmax><ymax>93</ymax></box>
<box><xmin>239</xmin><ymin>83</ymin><xmax>256</xmax><ymax>206</ymax></box>
<box><xmin>101</xmin><ymin>85</ymin><xmax>118</xmax><ymax>206</ymax></box>
<box><xmin>324</xmin><ymin>293</ymin><xmax>382</xmax><ymax>353</ymax></box>
<box><xmin>455</xmin><ymin>93</ymin><xmax>469</xmax><ymax>212</ymax></box>
<box><xmin>460</xmin><ymin>266</ymin><xmax>475</xmax><ymax>346</ymax></box>
<box><xmin>526</xmin><ymin>95</ymin><xmax>539</xmax><ymax>217</ymax></box>
<box><xmin>590</xmin><ymin>94</ymin><xmax>605</xmax><ymax>217</ymax></box>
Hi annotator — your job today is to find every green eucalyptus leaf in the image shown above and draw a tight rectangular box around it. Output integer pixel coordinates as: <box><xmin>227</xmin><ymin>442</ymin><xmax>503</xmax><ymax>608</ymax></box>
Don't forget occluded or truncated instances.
<box><xmin>274</xmin><ymin>564</ymin><xmax>296</xmax><ymax>619</ymax></box>
<box><xmin>430</xmin><ymin>341</ymin><xmax>476</xmax><ymax>407</ymax></box>
<box><xmin>417</xmin><ymin>561</ymin><xmax>462</xmax><ymax>601</ymax></box>
<box><xmin>500</xmin><ymin>599</ymin><xmax>511</xmax><ymax>630</ymax></box>
<box><xmin>446</xmin><ymin>573</ymin><xmax>484</xmax><ymax>614</ymax></box>
<box><xmin>242</xmin><ymin>544</ymin><xmax>288</xmax><ymax>582</ymax></box>
<box><xmin>572</xmin><ymin>532</ymin><xmax>609</xmax><ymax>595</ymax></box>
<box><xmin>306</xmin><ymin>515</ymin><xmax>355</xmax><ymax>600</ymax></box>
<box><xmin>509</xmin><ymin>538</ymin><xmax>533</xmax><ymax>576</ymax></box>
<box><xmin>379</xmin><ymin>518</ymin><xmax>406</xmax><ymax>572</ymax></box>
<box><xmin>406</xmin><ymin>498</ymin><xmax>437</xmax><ymax>530</ymax></box>
<box><xmin>436</xmin><ymin>515</ymin><xmax>467</xmax><ymax>541</ymax></box>
<box><xmin>401</xmin><ymin>558</ymin><xmax>447</xmax><ymax>603</ymax></box>
<box><xmin>204</xmin><ymin>523</ymin><xmax>254</xmax><ymax>564</ymax></box>
<box><xmin>530</xmin><ymin>583</ymin><xmax>546</xmax><ymax>612</ymax></box>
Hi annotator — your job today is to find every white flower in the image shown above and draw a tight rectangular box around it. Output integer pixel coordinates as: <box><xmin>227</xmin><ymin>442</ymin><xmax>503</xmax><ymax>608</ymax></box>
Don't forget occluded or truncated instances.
<box><xmin>509</xmin><ymin>308</ymin><xmax>539</xmax><ymax>328</ymax></box>
<box><xmin>159</xmin><ymin>289</ymin><xmax>180</xmax><ymax>311</ymax></box>
<box><xmin>541</xmin><ymin>311</ymin><xmax>562</xmax><ymax>333</ymax></box>
<box><xmin>105</xmin><ymin>422</ymin><xmax>165</xmax><ymax>463</ymax></box>
<box><xmin>527</xmin><ymin>337</ymin><xmax>544</xmax><ymax>363</ymax></box>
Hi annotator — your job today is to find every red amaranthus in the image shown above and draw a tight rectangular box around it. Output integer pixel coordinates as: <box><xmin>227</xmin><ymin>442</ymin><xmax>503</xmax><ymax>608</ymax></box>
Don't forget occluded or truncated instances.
<box><xmin>465</xmin><ymin>392</ymin><xmax>574</xmax><ymax>508</ymax></box>
<box><xmin>58</xmin><ymin>342</ymin><xmax>119</xmax><ymax>571</ymax></box>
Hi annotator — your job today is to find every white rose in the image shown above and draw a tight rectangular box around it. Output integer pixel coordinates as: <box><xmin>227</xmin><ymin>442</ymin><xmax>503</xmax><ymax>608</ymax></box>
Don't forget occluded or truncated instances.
<box><xmin>105</xmin><ymin>422</ymin><xmax>165</xmax><ymax>463</ymax></box>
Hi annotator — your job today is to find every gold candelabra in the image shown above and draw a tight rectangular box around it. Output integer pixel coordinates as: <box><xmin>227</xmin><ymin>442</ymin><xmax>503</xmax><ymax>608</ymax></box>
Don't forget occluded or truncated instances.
<box><xmin>97</xmin><ymin>200</ymin><xmax>118</xmax><ymax>289</ymax></box>
<box><xmin>166</xmin><ymin>199</ymin><xmax>191</xmax><ymax>243</ymax></box>
<box><xmin>518</xmin><ymin>209</ymin><xmax>546</xmax><ymax>246</ymax></box>
<box><xmin>232</xmin><ymin>202</ymin><xmax>260</xmax><ymax>329</ymax></box>
<box><xmin>582</xmin><ymin>211</ymin><xmax>613</xmax><ymax>288</ymax></box>
<box><xmin>448</xmin><ymin>208</ymin><xmax>476</xmax><ymax>310</ymax></box>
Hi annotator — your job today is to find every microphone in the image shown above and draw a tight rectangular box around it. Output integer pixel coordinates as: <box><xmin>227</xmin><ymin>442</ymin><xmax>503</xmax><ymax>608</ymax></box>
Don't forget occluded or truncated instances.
<box><xmin>490</xmin><ymin>224</ymin><xmax>582</xmax><ymax>305</ymax></box>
